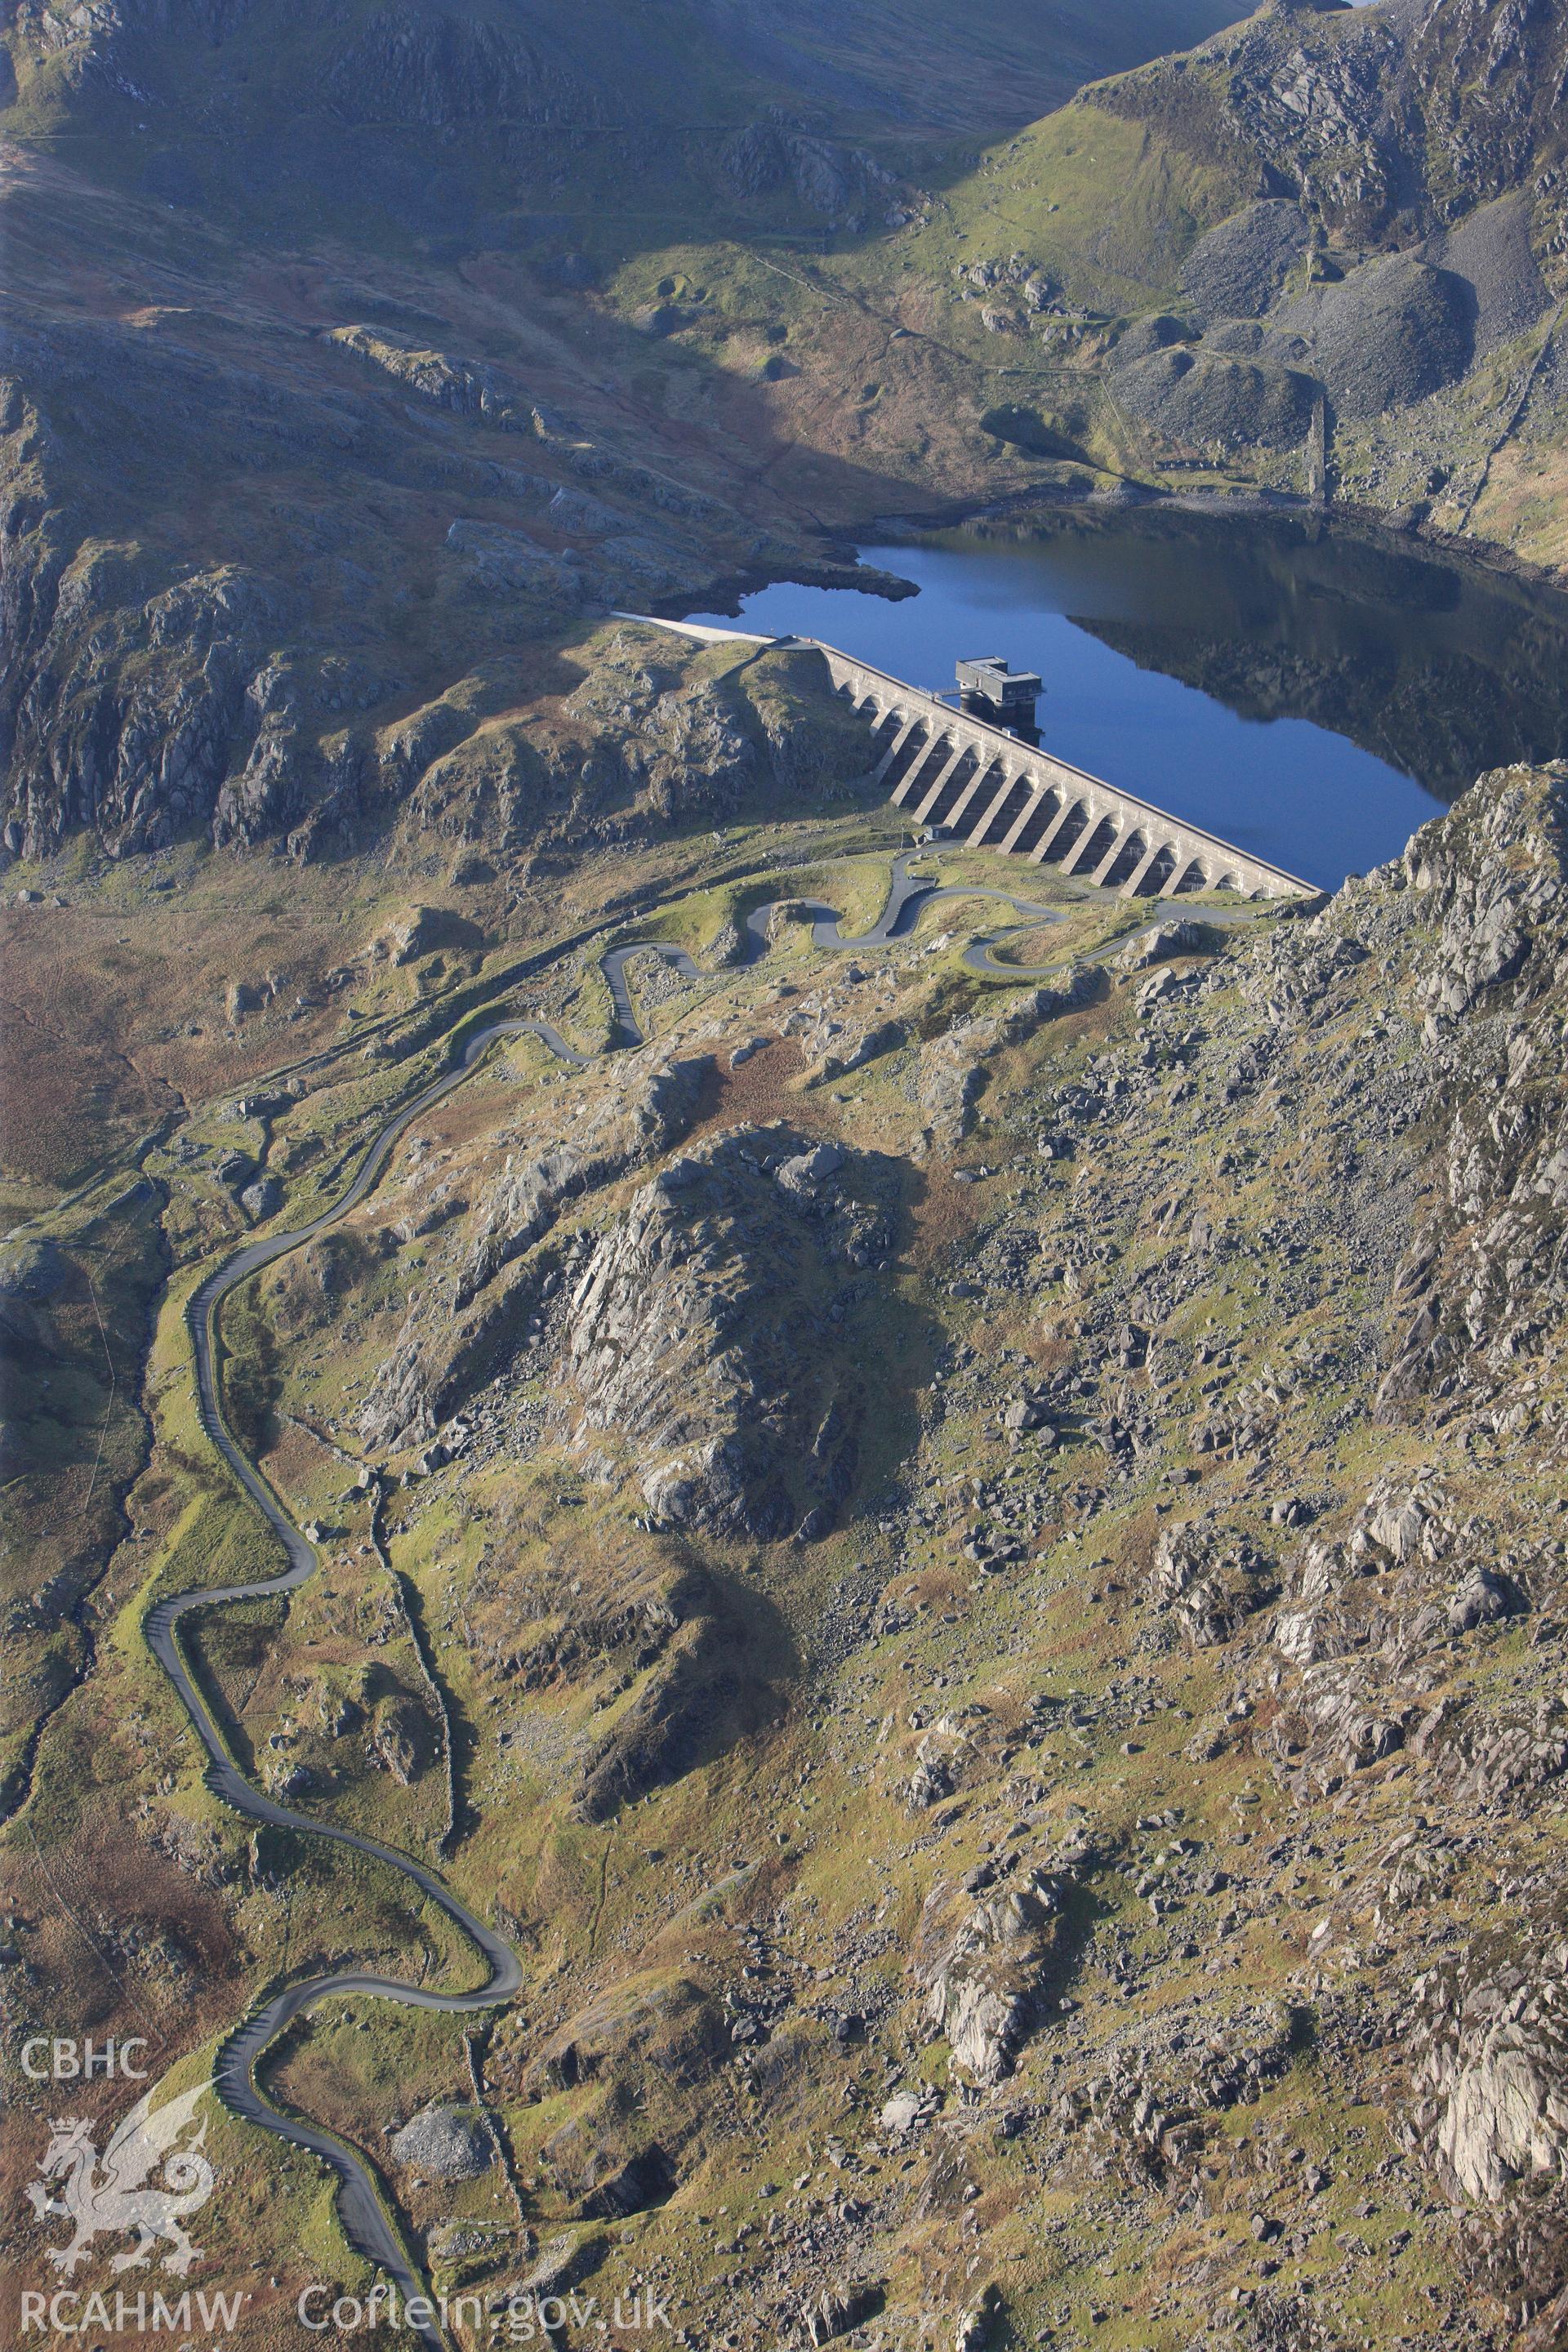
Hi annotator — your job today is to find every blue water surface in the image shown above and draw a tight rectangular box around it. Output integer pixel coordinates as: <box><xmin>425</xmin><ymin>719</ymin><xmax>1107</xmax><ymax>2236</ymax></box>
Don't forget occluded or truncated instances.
<box><xmin>684</xmin><ymin>524</ymin><xmax>1524</xmax><ymax>890</ymax></box>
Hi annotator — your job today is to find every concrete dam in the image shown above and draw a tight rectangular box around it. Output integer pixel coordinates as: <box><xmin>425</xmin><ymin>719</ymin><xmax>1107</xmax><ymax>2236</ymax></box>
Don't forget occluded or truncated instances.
<box><xmin>618</xmin><ymin>617</ymin><xmax>1314</xmax><ymax>902</ymax></box>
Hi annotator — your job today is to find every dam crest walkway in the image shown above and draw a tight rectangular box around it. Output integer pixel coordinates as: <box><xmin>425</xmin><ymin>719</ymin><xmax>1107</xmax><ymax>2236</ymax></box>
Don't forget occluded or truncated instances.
<box><xmin>616</xmin><ymin>614</ymin><xmax>1312</xmax><ymax>902</ymax></box>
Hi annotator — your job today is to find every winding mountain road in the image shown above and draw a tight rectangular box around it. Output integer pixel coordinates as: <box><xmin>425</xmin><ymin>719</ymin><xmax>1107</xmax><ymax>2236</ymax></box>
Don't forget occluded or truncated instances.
<box><xmin>603</xmin><ymin>851</ymin><xmax>1074</xmax><ymax>1040</ymax></box>
<box><xmin>143</xmin><ymin>853</ymin><xmax>1232</xmax><ymax>2343</ymax></box>
<box><xmin>151</xmin><ymin>1022</ymin><xmax>568</xmax><ymax>2346</ymax></box>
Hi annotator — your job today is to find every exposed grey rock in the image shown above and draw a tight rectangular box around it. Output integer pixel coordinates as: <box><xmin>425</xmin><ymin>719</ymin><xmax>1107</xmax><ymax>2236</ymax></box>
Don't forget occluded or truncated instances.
<box><xmin>1281</xmin><ymin>253</ymin><xmax>1472</xmax><ymax>421</ymax></box>
<box><xmin>913</xmin><ymin>1873</ymin><xmax>1067</xmax><ymax>2083</ymax></box>
<box><xmin>905</xmin><ymin>1723</ymin><xmax>963</xmax><ymax>1811</ymax></box>
<box><xmin>1449</xmin><ymin>1567</ymin><xmax>1514</xmax><ymax>1634</ymax></box>
<box><xmin>954</xmin><ymin>2286</ymin><xmax>1002</xmax><ymax>2352</ymax></box>
<box><xmin>389</xmin><ymin>2102</ymin><xmax>493</xmax><ymax>2181</ymax></box>
<box><xmin>385</xmin><ymin>904</ymin><xmax>444</xmax><ymax>965</ymax></box>
<box><xmin>225</xmin><ymin>978</ymin><xmax>265</xmax><ymax>1021</ymax></box>
<box><xmin>879</xmin><ymin>2087</ymin><xmax>935</xmax><ymax>2137</ymax></box>
<box><xmin>1179</xmin><ymin>200</ymin><xmax>1312</xmax><ymax>323</ymax></box>
<box><xmin>775</xmin><ymin>1142</ymin><xmax>844</xmax><ymax>1196</ymax></box>
<box><xmin>1118</xmin><ymin>919</ymin><xmax>1208</xmax><ymax>969</ymax></box>
<box><xmin>918</xmin><ymin>979</ymin><xmax>1093</xmax><ymax>1149</ymax></box>
<box><xmin>1149</xmin><ymin>1521</ymin><xmax>1271</xmax><ymax>1647</ymax></box>
<box><xmin>327</xmin><ymin>324</ymin><xmax>533</xmax><ymax>428</ymax></box>
<box><xmin>803</xmin><ymin>2282</ymin><xmax>882</xmax><ymax>2345</ymax></box>
<box><xmin>721</xmin><ymin>120</ymin><xmax>895</xmax><ymax>228</ymax></box>
<box><xmin>1414</xmin><ymin>1958</ymin><xmax>1568</xmax><ymax>2204</ymax></box>
<box><xmin>443</xmin><ymin>519</ymin><xmax>580</xmax><ymax>599</ymax></box>
<box><xmin>0</xmin><ymin>1237</ymin><xmax>69</xmax><ymax>1307</ymax></box>
<box><xmin>548</xmin><ymin>1126</ymin><xmax>872</xmax><ymax>1540</ymax></box>
<box><xmin>357</xmin><ymin>1052</ymin><xmax>709</xmax><ymax>1448</ymax></box>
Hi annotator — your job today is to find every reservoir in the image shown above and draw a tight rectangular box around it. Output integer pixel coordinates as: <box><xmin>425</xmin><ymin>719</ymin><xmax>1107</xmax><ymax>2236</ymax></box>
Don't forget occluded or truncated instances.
<box><xmin>685</xmin><ymin>512</ymin><xmax>1568</xmax><ymax>889</ymax></box>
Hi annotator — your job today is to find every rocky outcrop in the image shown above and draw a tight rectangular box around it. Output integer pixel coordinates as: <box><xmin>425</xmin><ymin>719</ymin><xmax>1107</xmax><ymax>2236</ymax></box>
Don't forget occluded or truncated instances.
<box><xmin>574</xmin><ymin>1605</ymin><xmax>761</xmax><ymax>1824</ymax></box>
<box><xmin>1097</xmin><ymin>0</ymin><xmax>1568</xmax><ymax>251</ymax></box>
<box><xmin>531</xmin><ymin>1972</ymin><xmax>728</xmax><ymax>2096</ymax></box>
<box><xmin>1410</xmin><ymin>1944</ymin><xmax>1568</xmax><ymax>2206</ymax></box>
<box><xmin>389</xmin><ymin>2101</ymin><xmax>494</xmax><ymax>2180</ymax></box>
<box><xmin>911</xmin><ymin>1871</ymin><xmax>1072</xmax><ymax>2083</ymax></box>
<box><xmin>550</xmin><ymin>1125</ymin><xmax>889</xmax><ymax>1541</ymax></box>
<box><xmin>1075</xmin><ymin>0</ymin><xmax>1567</xmax><ymax>541</ymax></box>
<box><xmin>1379</xmin><ymin>765</ymin><xmax>1568</xmax><ymax>1408</ymax></box>
<box><xmin>918</xmin><ymin>978</ymin><xmax>1094</xmax><ymax>1150</ymax></box>
<box><xmin>802</xmin><ymin>2283</ymin><xmax>884</xmax><ymax>2346</ymax></box>
<box><xmin>0</xmin><ymin>446</ymin><xmax>297</xmax><ymax>859</ymax></box>
<box><xmin>327</xmin><ymin>326</ymin><xmax>537</xmax><ymax>430</ymax></box>
<box><xmin>368</xmin><ymin>1690</ymin><xmax>431</xmax><ymax>1785</ymax></box>
<box><xmin>392</xmin><ymin>638</ymin><xmax>877</xmax><ymax>869</ymax></box>
<box><xmin>1148</xmin><ymin>1517</ymin><xmax>1273</xmax><ymax>1646</ymax></box>
<box><xmin>0</xmin><ymin>312</ymin><xmax>863</xmax><ymax>865</ymax></box>
<box><xmin>721</xmin><ymin>118</ymin><xmax>901</xmax><ymax>234</ymax></box>
<box><xmin>356</xmin><ymin>1050</ymin><xmax>709</xmax><ymax>1448</ymax></box>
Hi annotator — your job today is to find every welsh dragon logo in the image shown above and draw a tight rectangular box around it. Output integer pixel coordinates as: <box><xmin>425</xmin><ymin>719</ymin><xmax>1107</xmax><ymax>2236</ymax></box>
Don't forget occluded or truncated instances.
<box><xmin>26</xmin><ymin>2077</ymin><xmax>215</xmax><ymax>2277</ymax></box>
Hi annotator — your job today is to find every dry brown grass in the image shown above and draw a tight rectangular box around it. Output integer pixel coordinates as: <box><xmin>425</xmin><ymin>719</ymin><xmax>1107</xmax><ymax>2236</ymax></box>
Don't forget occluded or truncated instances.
<box><xmin>0</xmin><ymin>898</ymin><xmax>356</xmax><ymax>1187</ymax></box>
<box><xmin>688</xmin><ymin>1036</ymin><xmax>826</xmax><ymax>1141</ymax></box>
<box><xmin>906</xmin><ymin>1164</ymin><xmax>987</xmax><ymax>1268</ymax></box>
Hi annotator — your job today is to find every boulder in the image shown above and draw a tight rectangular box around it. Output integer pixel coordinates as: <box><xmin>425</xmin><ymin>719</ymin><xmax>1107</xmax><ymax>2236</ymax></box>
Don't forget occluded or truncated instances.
<box><xmin>912</xmin><ymin>1874</ymin><xmax>1067</xmax><ymax>2083</ymax></box>
<box><xmin>804</xmin><ymin>2283</ymin><xmax>882</xmax><ymax>2345</ymax></box>
<box><xmin>1448</xmin><ymin>1567</ymin><xmax>1514</xmax><ymax>1634</ymax></box>
<box><xmin>389</xmin><ymin>2103</ymin><xmax>492</xmax><ymax>2181</ymax></box>
<box><xmin>1118</xmin><ymin>919</ymin><xmax>1206</xmax><ymax>969</ymax></box>
<box><xmin>879</xmin><ymin>2088</ymin><xmax>934</xmax><ymax>2137</ymax></box>
<box><xmin>775</xmin><ymin>1141</ymin><xmax>844</xmax><ymax>1196</ymax></box>
<box><xmin>240</xmin><ymin>1175</ymin><xmax>283</xmax><ymax>1221</ymax></box>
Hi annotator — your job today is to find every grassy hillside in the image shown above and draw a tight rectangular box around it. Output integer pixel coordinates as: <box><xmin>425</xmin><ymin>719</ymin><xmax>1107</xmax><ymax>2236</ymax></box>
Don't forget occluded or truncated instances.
<box><xmin>2</xmin><ymin>0</ymin><xmax>1248</xmax><ymax>256</ymax></box>
<box><xmin>13</xmin><ymin>745</ymin><xmax>1568</xmax><ymax>2350</ymax></box>
<box><xmin>591</xmin><ymin>0</ymin><xmax>1568</xmax><ymax>569</ymax></box>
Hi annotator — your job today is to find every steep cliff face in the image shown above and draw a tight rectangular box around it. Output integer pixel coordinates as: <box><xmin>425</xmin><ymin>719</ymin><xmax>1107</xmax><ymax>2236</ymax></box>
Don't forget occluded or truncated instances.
<box><xmin>552</xmin><ymin>1126</ymin><xmax>890</xmax><ymax>1541</ymax></box>
<box><xmin>1094</xmin><ymin>0</ymin><xmax>1568</xmax><ymax>248</ymax></box>
<box><xmin>1083</xmin><ymin>0</ymin><xmax>1568</xmax><ymax>530</ymax></box>
<box><xmin>817</xmin><ymin>0</ymin><xmax>1568</xmax><ymax>568</ymax></box>
<box><xmin>0</xmin><ymin>229</ymin><xmax>850</xmax><ymax>863</ymax></box>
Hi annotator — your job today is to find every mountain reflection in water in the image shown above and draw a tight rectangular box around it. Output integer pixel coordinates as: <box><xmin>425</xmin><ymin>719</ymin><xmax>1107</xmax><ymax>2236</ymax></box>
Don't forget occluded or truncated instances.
<box><xmin>687</xmin><ymin>511</ymin><xmax>1568</xmax><ymax>889</ymax></box>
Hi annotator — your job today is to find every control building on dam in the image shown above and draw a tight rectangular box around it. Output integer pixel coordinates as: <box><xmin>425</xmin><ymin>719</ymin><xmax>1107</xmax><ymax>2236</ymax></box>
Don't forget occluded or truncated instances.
<box><xmin>612</xmin><ymin>614</ymin><xmax>1312</xmax><ymax>902</ymax></box>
